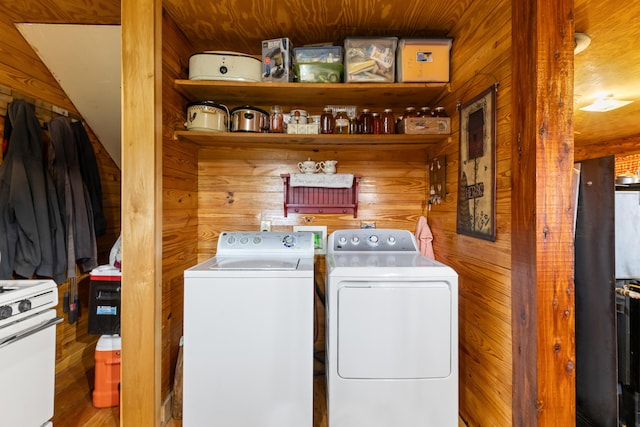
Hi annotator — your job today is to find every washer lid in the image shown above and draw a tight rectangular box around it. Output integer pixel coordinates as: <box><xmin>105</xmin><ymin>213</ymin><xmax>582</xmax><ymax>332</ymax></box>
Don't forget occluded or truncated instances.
<box><xmin>197</xmin><ymin>256</ymin><xmax>300</xmax><ymax>271</ymax></box>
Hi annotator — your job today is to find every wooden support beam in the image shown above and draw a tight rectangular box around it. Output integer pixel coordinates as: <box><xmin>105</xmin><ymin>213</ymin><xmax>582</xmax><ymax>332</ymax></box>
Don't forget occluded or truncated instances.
<box><xmin>511</xmin><ymin>0</ymin><xmax>576</xmax><ymax>425</ymax></box>
<box><xmin>121</xmin><ymin>0</ymin><xmax>163</xmax><ymax>425</ymax></box>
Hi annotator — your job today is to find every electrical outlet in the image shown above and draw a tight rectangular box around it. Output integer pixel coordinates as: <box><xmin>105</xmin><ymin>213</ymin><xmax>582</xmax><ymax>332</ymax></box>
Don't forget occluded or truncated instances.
<box><xmin>260</xmin><ymin>220</ymin><xmax>271</xmax><ymax>232</ymax></box>
<box><xmin>293</xmin><ymin>225</ymin><xmax>328</xmax><ymax>254</ymax></box>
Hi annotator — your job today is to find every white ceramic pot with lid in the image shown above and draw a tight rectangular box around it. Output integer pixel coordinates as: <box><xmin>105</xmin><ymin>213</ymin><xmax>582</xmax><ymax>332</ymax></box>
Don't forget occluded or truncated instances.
<box><xmin>298</xmin><ymin>158</ymin><xmax>322</xmax><ymax>174</ymax></box>
<box><xmin>185</xmin><ymin>101</ymin><xmax>229</xmax><ymax>132</ymax></box>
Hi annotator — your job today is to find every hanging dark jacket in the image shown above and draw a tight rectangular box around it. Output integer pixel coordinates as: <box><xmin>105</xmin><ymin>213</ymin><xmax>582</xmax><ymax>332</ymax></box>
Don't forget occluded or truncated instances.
<box><xmin>48</xmin><ymin>116</ymin><xmax>98</xmax><ymax>274</ymax></box>
<box><xmin>0</xmin><ymin>100</ymin><xmax>66</xmax><ymax>283</ymax></box>
<box><xmin>72</xmin><ymin>121</ymin><xmax>106</xmax><ymax>236</ymax></box>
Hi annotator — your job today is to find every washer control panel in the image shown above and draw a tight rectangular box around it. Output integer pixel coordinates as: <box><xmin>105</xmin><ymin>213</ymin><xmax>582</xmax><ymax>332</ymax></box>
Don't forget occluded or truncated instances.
<box><xmin>329</xmin><ymin>229</ymin><xmax>419</xmax><ymax>252</ymax></box>
<box><xmin>216</xmin><ymin>231</ymin><xmax>314</xmax><ymax>255</ymax></box>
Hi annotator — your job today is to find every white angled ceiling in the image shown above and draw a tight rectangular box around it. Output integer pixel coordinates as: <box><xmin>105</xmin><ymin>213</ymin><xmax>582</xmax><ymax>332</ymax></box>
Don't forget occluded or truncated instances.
<box><xmin>16</xmin><ymin>23</ymin><xmax>121</xmax><ymax>169</ymax></box>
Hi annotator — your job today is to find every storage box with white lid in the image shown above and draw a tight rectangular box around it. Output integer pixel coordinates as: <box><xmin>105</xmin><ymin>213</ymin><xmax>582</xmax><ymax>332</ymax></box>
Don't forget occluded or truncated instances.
<box><xmin>396</xmin><ymin>38</ymin><xmax>453</xmax><ymax>83</ymax></box>
<box><xmin>344</xmin><ymin>37</ymin><xmax>398</xmax><ymax>82</ymax></box>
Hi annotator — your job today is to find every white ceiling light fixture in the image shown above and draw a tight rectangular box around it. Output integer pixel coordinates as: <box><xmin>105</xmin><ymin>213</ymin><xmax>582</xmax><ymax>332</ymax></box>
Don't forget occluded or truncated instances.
<box><xmin>574</xmin><ymin>32</ymin><xmax>591</xmax><ymax>55</ymax></box>
<box><xmin>579</xmin><ymin>94</ymin><xmax>633</xmax><ymax>112</ymax></box>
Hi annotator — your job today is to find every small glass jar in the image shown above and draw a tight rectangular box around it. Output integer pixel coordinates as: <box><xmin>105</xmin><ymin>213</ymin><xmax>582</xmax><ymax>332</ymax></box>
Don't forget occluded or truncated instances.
<box><xmin>433</xmin><ymin>106</ymin><xmax>448</xmax><ymax>117</ymax></box>
<box><xmin>381</xmin><ymin>108</ymin><xmax>395</xmax><ymax>134</ymax></box>
<box><xmin>349</xmin><ymin>116</ymin><xmax>359</xmax><ymax>134</ymax></box>
<box><xmin>372</xmin><ymin>112</ymin><xmax>381</xmax><ymax>134</ymax></box>
<box><xmin>269</xmin><ymin>105</ymin><xmax>284</xmax><ymax>133</ymax></box>
<box><xmin>359</xmin><ymin>108</ymin><xmax>374</xmax><ymax>134</ymax></box>
<box><xmin>320</xmin><ymin>107</ymin><xmax>335</xmax><ymax>134</ymax></box>
<box><xmin>403</xmin><ymin>106</ymin><xmax>418</xmax><ymax>118</ymax></box>
<box><xmin>419</xmin><ymin>106</ymin><xmax>432</xmax><ymax>117</ymax></box>
<box><xmin>334</xmin><ymin>109</ymin><xmax>350</xmax><ymax>134</ymax></box>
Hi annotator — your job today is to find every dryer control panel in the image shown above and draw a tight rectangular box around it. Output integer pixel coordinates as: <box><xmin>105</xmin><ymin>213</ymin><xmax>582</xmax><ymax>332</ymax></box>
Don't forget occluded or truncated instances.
<box><xmin>329</xmin><ymin>229</ymin><xmax>419</xmax><ymax>252</ymax></box>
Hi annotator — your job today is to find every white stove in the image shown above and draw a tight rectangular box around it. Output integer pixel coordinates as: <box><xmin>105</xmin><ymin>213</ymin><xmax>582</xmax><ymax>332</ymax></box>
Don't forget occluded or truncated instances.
<box><xmin>0</xmin><ymin>279</ymin><xmax>61</xmax><ymax>427</ymax></box>
<box><xmin>0</xmin><ymin>279</ymin><xmax>59</xmax><ymax>328</ymax></box>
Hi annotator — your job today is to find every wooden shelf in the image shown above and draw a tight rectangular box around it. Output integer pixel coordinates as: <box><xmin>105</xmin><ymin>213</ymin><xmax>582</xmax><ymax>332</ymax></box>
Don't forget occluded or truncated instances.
<box><xmin>174</xmin><ymin>130</ymin><xmax>449</xmax><ymax>149</ymax></box>
<box><xmin>281</xmin><ymin>174</ymin><xmax>361</xmax><ymax>218</ymax></box>
<box><xmin>173</xmin><ymin>79</ymin><xmax>451</xmax><ymax>150</ymax></box>
<box><xmin>174</xmin><ymin>79</ymin><xmax>450</xmax><ymax>110</ymax></box>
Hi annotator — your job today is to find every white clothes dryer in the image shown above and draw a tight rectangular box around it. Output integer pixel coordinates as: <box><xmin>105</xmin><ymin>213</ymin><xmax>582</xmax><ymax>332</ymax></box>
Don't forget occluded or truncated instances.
<box><xmin>183</xmin><ymin>231</ymin><xmax>315</xmax><ymax>427</ymax></box>
<box><xmin>325</xmin><ymin>229</ymin><xmax>458</xmax><ymax>427</ymax></box>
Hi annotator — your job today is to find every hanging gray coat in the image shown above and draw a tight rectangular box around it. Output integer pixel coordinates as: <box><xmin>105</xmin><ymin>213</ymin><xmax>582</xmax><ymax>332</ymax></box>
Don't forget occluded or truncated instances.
<box><xmin>0</xmin><ymin>100</ymin><xmax>66</xmax><ymax>283</ymax></box>
<box><xmin>47</xmin><ymin>116</ymin><xmax>98</xmax><ymax>275</ymax></box>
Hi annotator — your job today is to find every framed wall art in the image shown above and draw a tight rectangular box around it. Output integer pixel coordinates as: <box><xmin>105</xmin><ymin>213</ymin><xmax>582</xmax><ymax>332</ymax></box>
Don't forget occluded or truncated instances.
<box><xmin>456</xmin><ymin>84</ymin><xmax>497</xmax><ymax>241</ymax></box>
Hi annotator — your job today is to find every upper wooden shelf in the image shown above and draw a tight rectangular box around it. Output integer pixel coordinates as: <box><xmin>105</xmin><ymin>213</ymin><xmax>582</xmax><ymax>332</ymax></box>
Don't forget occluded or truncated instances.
<box><xmin>174</xmin><ymin>79</ymin><xmax>450</xmax><ymax>110</ymax></box>
<box><xmin>174</xmin><ymin>130</ymin><xmax>449</xmax><ymax>149</ymax></box>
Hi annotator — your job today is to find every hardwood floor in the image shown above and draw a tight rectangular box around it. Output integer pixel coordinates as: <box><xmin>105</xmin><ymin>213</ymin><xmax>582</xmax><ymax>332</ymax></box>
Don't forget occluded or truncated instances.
<box><xmin>52</xmin><ymin>360</ymin><xmax>120</xmax><ymax>427</ymax></box>
<box><xmin>53</xmin><ymin>363</ymin><xmax>464</xmax><ymax>427</ymax></box>
<box><xmin>52</xmin><ymin>362</ymin><xmax>325</xmax><ymax>427</ymax></box>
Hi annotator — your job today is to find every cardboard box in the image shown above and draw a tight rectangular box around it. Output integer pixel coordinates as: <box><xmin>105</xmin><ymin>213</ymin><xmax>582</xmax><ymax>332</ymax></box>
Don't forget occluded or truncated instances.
<box><xmin>397</xmin><ymin>117</ymin><xmax>451</xmax><ymax>135</ymax></box>
<box><xmin>344</xmin><ymin>37</ymin><xmax>398</xmax><ymax>82</ymax></box>
<box><xmin>396</xmin><ymin>38</ymin><xmax>453</xmax><ymax>83</ymax></box>
<box><xmin>286</xmin><ymin>123</ymin><xmax>319</xmax><ymax>134</ymax></box>
<box><xmin>262</xmin><ymin>38</ymin><xmax>293</xmax><ymax>82</ymax></box>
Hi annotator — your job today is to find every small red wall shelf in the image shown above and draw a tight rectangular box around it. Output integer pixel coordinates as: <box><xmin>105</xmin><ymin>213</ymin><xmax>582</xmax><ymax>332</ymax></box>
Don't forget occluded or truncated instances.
<box><xmin>280</xmin><ymin>174</ymin><xmax>361</xmax><ymax>218</ymax></box>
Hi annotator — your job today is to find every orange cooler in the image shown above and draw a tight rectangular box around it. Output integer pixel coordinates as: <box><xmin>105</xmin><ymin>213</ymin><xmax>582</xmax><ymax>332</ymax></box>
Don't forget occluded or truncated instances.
<box><xmin>93</xmin><ymin>334</ymin><xmax>121</xmax><ymax>408</ymax></box>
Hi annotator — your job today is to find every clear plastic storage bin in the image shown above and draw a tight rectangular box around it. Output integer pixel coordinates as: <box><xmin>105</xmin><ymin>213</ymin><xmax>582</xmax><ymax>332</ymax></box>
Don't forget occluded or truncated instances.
<box><xmin>344</xmin><ymin>37</ymin><xmax>398</xmax><ymax>83</ymax></box>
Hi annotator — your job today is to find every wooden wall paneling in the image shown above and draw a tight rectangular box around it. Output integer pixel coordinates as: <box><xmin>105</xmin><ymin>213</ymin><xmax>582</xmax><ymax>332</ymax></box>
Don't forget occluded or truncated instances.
<box><xmin>1</xmin><ymin>1</ymin><xmax>120</xmax><ymax>24</ymax></box>
<box><xmin>161</xmin><ymin>9</ymin><xmax>200</xmax><ymax>405</ymax></box>
<box><xmin>163</xmin><ymin>0</ymin><xmax>476</xmax><ymax>54</ymax></box>
<box><xmin>428</xmin><ymin>0</ymin><xmax>514</xmax><ymax>425</ymax></box>
<box><xmin>575</xmin><ymin>134</ymin><xmax>640</xmax><ymax>162</ymax></box>
<box><xmin>121</xmin><ymin>0</ymin><xmax>163</xmax><ymax>424</ymax></box>
<box><xmin>0</xmin><ymin>19</ymin><xmax>78</xmax><ymax>114</ymax></box>
<box><xmin>195</xmin><ymin>151</ymin><xmax>430</xmax><ymax>259</ymax></box>
<box><xmin>511</xmin><ymin>0</ymin><xmax>576</xmax><ymax>425</ymax></box>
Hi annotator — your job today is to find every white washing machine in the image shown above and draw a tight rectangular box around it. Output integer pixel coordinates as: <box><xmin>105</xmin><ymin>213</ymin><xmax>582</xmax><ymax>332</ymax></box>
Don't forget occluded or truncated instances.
<box><xmin>325</xmin><ymin>229</ymin><xmax>458</xmax><ymax>427</ymax></box>
<box><xmin>183</xmin><ymin>231</ymin><xmax>315</xmax><ymax>427</ymax></box>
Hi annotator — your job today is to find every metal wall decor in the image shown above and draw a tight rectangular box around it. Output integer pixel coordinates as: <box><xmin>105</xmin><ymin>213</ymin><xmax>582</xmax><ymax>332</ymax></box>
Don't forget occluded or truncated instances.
<box><xmin>456</xmin><ymin>84</ymin><xmax>497</xmax><ymax>241</ymax></box>
<box><xmin>429</xmin><ymin>155</ymin><xmax>446</xmax><ymax>210</ymax></box>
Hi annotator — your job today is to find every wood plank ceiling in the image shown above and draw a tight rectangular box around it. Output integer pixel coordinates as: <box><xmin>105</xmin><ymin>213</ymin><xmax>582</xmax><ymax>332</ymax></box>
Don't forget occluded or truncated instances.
<box><xmin>2</xmin><ymin>0</ymin><xmax>639</xmax><ymax>149</ymax></box>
